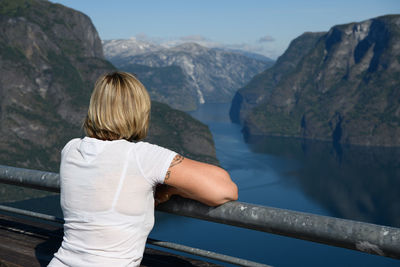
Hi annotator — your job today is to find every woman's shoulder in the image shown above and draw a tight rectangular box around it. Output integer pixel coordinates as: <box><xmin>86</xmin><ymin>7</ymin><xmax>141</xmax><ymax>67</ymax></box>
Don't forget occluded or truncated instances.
<box><xmin>134</xmin><ymin>141</ymin><xmax>175</xmax><ymax>154</ymax></box>
<box><xmin>66</xmin><ymin>138</ymin><xmax>82</xmax><ymax>145</ymax></box>
<box><xmin>134</xmin><ymin>142</ymin><xmax>177</xmax><ymax>166</ymax></box>
<box><xmin>62</xmin><ymin>138</ymin><xmax>81</xmax><ymax>153</ymax></box>
<box><xmin>59</xmin><ymin>138</ymin><xmax>82</xmax><ymax>160</ymax></box>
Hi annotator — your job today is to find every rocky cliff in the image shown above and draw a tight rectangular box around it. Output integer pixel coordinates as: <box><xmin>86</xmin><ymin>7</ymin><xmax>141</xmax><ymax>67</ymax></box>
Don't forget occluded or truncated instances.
<box><xmin>231</xmin><ymin>15</ymin><xmax>400</xmax><ymax>147</ymax></box>
<box><xmin>106</xmin><ymin>42</ymin><xmax>273</xmax><ymax>108</ymax></box>
<box><xmin>0</xmin><ymin>0</ymin><xmax>218</xmax><ymax>179</ymax></box>
<box><xmin>230</xmin><ymin>32</ymin><xmax>325</xmax><ymax>124</ymax></box>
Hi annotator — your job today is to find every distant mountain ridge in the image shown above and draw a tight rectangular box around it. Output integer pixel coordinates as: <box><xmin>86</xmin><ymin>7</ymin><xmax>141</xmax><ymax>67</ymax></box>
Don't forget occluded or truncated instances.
<box><xmin>104</xmin><ymin>40</ymin><xmax>274</xmax><ymax>109</ymax></box>
<box><xmin>231</xmin><ymin>14</ymin><xmax>400</xmax><ymax>147</ymax></box>
<box><xmin>102</xmin><ymin>38</ymin><xmax>162</xmax><ymax>61</ymax></box>
<box><xmin>103</xmin><ymin>37</ymin><xmax>275</xmax><ymax>63</ymax></box>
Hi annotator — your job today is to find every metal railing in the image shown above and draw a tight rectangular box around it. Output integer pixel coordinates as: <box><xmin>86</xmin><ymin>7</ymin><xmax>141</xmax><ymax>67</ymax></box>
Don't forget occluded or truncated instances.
<box><xmin>1</xmin><ymin>164</ymin><xmax>400</xmax><ymax>265</ymax></box>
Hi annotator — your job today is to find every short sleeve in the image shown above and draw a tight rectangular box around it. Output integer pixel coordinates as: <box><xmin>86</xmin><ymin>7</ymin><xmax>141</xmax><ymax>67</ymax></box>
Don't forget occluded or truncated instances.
<box><xmin>134</xmin><ymin>142</ymin><xmax>177</xmax><ymax>186</ymax></box>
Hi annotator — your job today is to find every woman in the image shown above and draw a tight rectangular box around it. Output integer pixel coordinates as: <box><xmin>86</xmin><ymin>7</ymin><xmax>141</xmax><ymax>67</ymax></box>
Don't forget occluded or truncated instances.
<box><xmin>48</xmin><ymin>71</ymin><xmax>238</xmax><ymax>266</ymax></box>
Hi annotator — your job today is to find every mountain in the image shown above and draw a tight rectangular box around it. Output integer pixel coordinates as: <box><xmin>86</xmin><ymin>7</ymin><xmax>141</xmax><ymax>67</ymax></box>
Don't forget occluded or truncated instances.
<box><xmin>106</xmin><ymin>42</ymin><xmax>273</xmax><ymax>108</ymax></box>
<box><xmin>103</xmin><ymin>39</ymin><xmax>198</xmax><ymax>111</ymax></box>
<box><xmin>0</xmin><ymin>0</ymin><xmax>218</xmax><ymax>180</ymax></box>
<box><xmin>231</xmin><ymin>15</ymin><xmax>400</xmax><ymax>147</ymax></box>
<box><xmin>148</xmin><ymin>101</ymin><xmax>217</xmax><ymax>164</ymax></box>
<box><xmin>230</xmin><ymin>32</ymin><xmax>325</xmax><ymax>124</ymax></box>
<box><xmin>120</xmin><ymin>64</ymin><xmax>198</xmax><ymax>111</ymax></box>
<box><xmin>102</xmin><ymin>38</ymin><xmax>162</xmax><ymax>63</ymax></box>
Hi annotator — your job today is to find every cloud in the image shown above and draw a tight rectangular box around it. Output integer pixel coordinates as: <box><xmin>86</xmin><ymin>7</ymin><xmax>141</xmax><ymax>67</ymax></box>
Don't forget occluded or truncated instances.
<box><xmin>180</xmin><ymin>35</ymin><xmax>209</xmax><ymax>42</ymax></box>
<box><xmin>161</xmin><ymin>35</ymin><xmax>220</xmax><ymax>48</ymax></box>
<box><xmin>223</xmin><ymin>43</ymin><xmax>263</xmax><ymax>53</ymax></box>
<box><xmin>258</xmin><ymin>35</ymin><xmax>275</xmax><ymax>43</ymax></box>
<box><xmin>134</xmin><ymin>33</ymin><xmax>165</xmax><ymax>44</ymax></box>
<box><xmin>218</xmin><ymin>43</ymin><xmax>281</xmax><ymax>59</ymax></box>
<box><xmin>135</xmin><ymin>33</ymin><xmax>148</xmax><ymax>40</ymax></box>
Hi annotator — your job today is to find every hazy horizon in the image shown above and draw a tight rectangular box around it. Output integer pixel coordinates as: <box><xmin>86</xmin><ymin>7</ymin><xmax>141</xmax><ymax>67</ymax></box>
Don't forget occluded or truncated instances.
<box><xmin>50</xmin><ymin>0</ymin><xmax>400</xmax><ymax>59</ymax></box>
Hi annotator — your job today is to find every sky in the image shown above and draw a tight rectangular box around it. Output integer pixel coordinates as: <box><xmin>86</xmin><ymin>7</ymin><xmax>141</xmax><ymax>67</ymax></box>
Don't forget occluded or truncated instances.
<box><xmin>50</xmin><ymin>0</ymin><xmax>399</xmax><ymax>59</ymax></box>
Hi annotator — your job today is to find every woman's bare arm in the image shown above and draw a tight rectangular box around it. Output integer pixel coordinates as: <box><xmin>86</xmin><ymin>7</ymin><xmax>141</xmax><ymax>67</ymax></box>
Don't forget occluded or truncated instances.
<box><xmin>155</xmin><ymin>155</ymin><xmax>238</xmax><ymax>207</ymax></box>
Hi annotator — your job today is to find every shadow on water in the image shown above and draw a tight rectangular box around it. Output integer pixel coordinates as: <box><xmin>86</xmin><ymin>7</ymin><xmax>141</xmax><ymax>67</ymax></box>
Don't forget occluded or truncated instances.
<box><xmin>247</xmin><ymin>135</ymin><xmax>400</xmax><ymax>228</ymax></box>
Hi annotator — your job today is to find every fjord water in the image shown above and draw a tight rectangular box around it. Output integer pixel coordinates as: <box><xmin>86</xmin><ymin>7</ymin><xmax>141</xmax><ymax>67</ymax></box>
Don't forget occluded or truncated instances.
<box><xmin>150</xmin><ymin>103</ymin><xmax>400</xmax><ymax>266</ymax></box>
<box><xmin>4</xmin><ymin>103</ymin><xmax>399</xmax><ymax>266</ymax></box>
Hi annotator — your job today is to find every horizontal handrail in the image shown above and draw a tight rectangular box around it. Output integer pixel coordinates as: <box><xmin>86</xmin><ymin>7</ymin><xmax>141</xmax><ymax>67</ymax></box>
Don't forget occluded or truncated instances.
<box><xmin>0</xmin><ymin>204</ymin><xmax>64</xmax><ymax>224</ymax></box>
<box><xmin>1</xmin><ymin>164</ymin><xmax>400</xmax><ymax>260</ymax></box>
<box><xmin>0</xmin><ymin>164</ymin><xmax>59</xmax><ymax>192</ymax></box>
<box><xmin>146</xmin><ymin>238</ymin><xmax>272</xmax><ymax>267</ymax></box>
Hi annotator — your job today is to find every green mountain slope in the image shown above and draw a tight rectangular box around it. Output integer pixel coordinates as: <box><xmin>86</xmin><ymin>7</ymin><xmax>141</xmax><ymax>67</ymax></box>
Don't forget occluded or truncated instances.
<box><xmin>0</xmin><ymin>0</ymin><xmax>218</xmax><ymax>176</ymax></box>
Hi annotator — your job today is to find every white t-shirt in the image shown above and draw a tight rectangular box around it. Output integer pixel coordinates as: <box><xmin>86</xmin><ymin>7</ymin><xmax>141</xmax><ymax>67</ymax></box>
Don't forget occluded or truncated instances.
<box><xmin>48</xmin><ymin>137</ymin><xmax>177</xmax><ymax>267</ymax></box>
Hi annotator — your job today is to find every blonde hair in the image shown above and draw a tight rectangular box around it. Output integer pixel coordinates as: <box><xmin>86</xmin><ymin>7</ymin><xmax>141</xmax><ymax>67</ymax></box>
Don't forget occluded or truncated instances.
<box><xmin>83</xmin><ymin>71</ymin><xmax>151</xmax><ymax>141</ymax></box>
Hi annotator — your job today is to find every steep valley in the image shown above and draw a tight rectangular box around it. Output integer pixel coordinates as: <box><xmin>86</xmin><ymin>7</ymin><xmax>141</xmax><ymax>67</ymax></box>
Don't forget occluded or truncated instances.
<box><xmin>105</xmin><ymin>40</ymin><xmax>274</xmax><ymax>110</ymax></box>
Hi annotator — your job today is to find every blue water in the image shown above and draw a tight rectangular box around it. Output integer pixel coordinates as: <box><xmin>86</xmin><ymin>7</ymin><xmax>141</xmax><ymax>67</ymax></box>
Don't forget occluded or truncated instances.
<box><xmin>150</xmin><ymin>103</ymin><xmax>400</xmax><ymax>266</ymax></box>
<box><xmin>4</xmin><ymin>103</ymin><xmax>400</xmax><ymax>266</ymax></box>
